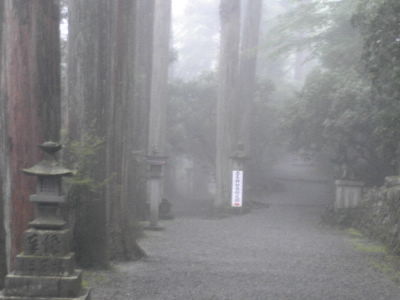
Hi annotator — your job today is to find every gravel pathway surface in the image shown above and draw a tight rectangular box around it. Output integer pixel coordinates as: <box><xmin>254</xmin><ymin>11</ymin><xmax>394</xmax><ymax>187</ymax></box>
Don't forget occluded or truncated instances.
<box><xmin>86</xmin><ymin>157</ymin><xmax>400</xmax><ymax>299</ymax></box>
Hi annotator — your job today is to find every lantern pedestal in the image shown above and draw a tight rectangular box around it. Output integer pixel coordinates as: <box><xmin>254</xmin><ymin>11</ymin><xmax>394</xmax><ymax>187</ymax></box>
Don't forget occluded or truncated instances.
<box><xmin>0</xmin><ymin>142</ymin><xmax>90</xmax><ymax>300</ymax></box>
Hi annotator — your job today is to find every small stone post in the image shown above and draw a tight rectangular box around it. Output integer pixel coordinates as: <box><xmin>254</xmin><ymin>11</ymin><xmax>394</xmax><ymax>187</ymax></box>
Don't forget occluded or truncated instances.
<box><xmin>0</xmin><ymin>142</ymin><xmax>90</xmax><ymax>300</ymax></box>
<box><xmin>146</xmin><ymin>150</ymin><xmax>167</xmax><ymax>231</ymax></box>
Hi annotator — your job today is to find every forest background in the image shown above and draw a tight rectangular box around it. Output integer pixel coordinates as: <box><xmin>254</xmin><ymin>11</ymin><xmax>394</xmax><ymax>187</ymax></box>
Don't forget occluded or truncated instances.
<box><xmin>0</xmin><ymin>0</ymin><xmax>399</xmax><ymax>288</ymax></box>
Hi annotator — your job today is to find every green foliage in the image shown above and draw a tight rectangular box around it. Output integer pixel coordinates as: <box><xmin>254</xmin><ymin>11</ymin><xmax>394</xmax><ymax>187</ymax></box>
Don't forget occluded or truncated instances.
<box><xmin>351</xmin><ymin>238</ymin><xmax>387</xmax><ymax>253</ymax></box>
<box><xmin>65</xmin><ymin>134</ymin><xmax>106</xmax><ymax>192</ymax></box>
<box><xmin>356</xmin><ymin>0</ymin><xmax>400</xmax><ymax>93</ymax></box>
<box><xmin>347</xmin><ymin>227</ymin><xmax>363</xmax><ymax>238</ymax></box>
<box><xmin>268</xmin><ymin>0</ymin><xmax>362</xmax><ymax>67</ymax></box>
<box><xmin>168</xmin><ymin>73</ymin><xmax>217</xmax><ymax>168</ymax></box>
<box><xmin>276</xmin><ymin>0</ymin><xmax>400</xmax><ymax>184</ymax></box>
<box><xmin>63</xmin><ymin>134</ymin><xmax>111</xmax><ymax>268</ymax></box>
<box><xmin>356</xmin><ymin>0</ymin><xmax>400</xmax><ymax>133</ymax></box>
<box><xmin>168</xmin><ymin>71</ymin><xmax>280</xmax><ymax>194</ymax></box>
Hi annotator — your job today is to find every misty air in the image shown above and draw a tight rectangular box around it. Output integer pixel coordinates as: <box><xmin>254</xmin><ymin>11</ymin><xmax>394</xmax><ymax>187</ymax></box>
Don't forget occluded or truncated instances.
<box><xmin>0</xmin><ymin>0</ymin><xmax>399</xmax><ymax>299</ymax></box>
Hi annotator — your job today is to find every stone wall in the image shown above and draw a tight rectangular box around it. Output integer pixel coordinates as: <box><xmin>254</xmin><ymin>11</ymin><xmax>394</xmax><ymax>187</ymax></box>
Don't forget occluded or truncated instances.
<box><xmin>328</xmin><ymin>176</ymin><xmax>400</xmax><ymax>255</ymax></box>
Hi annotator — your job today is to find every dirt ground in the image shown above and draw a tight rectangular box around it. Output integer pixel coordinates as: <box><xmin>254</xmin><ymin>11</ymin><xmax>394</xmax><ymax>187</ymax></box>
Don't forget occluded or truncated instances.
<box><xmin>85</xmin><ymin>156</ymin><xmax>400</xmax><ymax>300</ymax></box>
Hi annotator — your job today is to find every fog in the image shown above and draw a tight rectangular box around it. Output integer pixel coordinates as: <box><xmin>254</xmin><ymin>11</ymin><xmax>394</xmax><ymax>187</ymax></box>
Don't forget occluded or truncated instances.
<box><xmin>0</xmin><ymin>0</ymin><xmax>399</xmax><ymax>299</ymax></box>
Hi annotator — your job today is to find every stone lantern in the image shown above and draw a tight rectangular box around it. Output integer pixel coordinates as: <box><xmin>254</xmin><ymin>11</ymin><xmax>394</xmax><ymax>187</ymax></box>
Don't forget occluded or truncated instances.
<box><xmin>24</xmin><ymin>142</ymin><xmax>73</xmax><ymax>230</ymax></box>
<box><xmin>230</xmin><ymin>143</ymin><xmax>249</xmax><ymax>171</ymax></box>
<box><xmin>146</xmin><ymin>149</ymin><xmax>167</xmax><ymax>230</ymax></box>
<box><xmin>0</xmin><ymin>141</ymin><xmax>90</xmax><ymax>300</ymax></box>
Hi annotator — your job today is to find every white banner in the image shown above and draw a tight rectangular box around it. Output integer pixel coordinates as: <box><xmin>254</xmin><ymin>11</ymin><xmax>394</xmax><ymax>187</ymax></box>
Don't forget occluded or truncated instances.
<box><xmin>231</xmin><ymin>170</ymin><xmax>243</xmax><ymax>207</ymax></box>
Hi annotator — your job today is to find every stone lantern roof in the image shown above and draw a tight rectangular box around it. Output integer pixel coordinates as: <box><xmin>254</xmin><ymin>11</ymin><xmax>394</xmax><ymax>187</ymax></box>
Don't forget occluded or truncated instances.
<box><xmin>22</xmin><ymin>141</ymin><xmax>74</xmax><ymax>177</ymax></box>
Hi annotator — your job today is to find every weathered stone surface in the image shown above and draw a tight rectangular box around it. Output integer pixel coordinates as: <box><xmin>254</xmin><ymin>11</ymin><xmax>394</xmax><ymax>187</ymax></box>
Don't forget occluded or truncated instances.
<box><xmin>384</xmin><ymin>176</ymin><xmax>400</xmax><ymax>188</ymax></box>
<box><xmin>29</xmin><ymin>195</ymin><xmax>65</xmax><ymax>204</ymax></box>
<box><xmin>0</xmin><ymin>143</ymin><xmax>89</xmax><ymax>299</ymax></box>
<box><xmin>335</xmin><ymin>180</ymin><xmax>364</xmax><ymax>210</ymax></box>
<box><xmin>4</xmin><ymin>271</ymin><xmax>82</xmax><ymax>298</ymax></box>
<box><xmin>23</xmin><ymin>229</ymin><xmax>71</xmax><ymax>256</ymax></box>
<box><xmin>14</xmin><ymin>253</ymin><xmax>75</xmax><ymax>276</ymax></box>
<box><xmin>0</xmin><ymin>288</ymin><xmax>90</xmax><ymax>300</ymax></box>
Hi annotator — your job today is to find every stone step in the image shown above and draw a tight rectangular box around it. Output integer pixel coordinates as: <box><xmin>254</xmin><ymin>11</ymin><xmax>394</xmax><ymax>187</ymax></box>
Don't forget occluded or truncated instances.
<box><xmin>3</xmin><ymin>271</ymin><xmax>82</xmax><ymax>298</ymax></box>
<box><xmin>15</xmin><ymin>253</ymin><xmax>75</xmax><ymax>276</ymax></box>
<box><xmin>0</xmin><ymin>288</ymin><xmax>91</xmax><ymax>300</ymax></box>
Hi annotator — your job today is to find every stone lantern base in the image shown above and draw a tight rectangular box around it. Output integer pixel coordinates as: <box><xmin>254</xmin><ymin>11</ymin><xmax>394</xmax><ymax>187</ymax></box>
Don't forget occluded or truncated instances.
<box><xmin>0</xmin><ymin>228</ymin><xmax>90</xmax><ymax>300</ymax></box>
<box><xmin>0</xmin><ymin>290</ymin><xmax>90</xmax><ymax>300</ymax></box>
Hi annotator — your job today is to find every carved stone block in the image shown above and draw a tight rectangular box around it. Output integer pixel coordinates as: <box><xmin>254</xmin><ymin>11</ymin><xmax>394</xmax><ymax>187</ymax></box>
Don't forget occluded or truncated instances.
<box><xmin>23</xmin><ymin>229</ymin><xmax>71</xmax><ymax>256</ymax></box>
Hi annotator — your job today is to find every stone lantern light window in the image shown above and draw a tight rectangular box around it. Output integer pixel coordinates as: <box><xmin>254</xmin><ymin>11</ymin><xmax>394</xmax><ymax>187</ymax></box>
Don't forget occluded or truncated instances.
<box><xmin>39</xmin><ymin>176</ymin><xmax>61</xmax><ymax>194</ymax></box>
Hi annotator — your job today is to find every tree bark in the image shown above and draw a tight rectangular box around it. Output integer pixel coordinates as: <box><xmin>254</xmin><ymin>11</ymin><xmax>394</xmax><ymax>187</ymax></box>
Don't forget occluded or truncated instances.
<box><xmin>67</xmin><ymin>0</ymin><xmax>148</xmax><ymax>263</ymax></box>
<box><xmin>0</xmin><ymin>0</ymin><xmax>7</xmax><ymax>287</ymax></box>
<box><xmin>106</xmin><ymin>0</ymin><xmax>148</xmax><ymax>260</ymax></box>
<box><xmin>0</xmin><ymin>0</ymin><xmax>60</xmax><ymax>271</ymax></box>
<box><xmin>215</xmin><ymin>0</ymin><xmax>241</xmax><ymax>208</ymax></box>
<box><xmin>237</xmin><ymin>0</ymin><xmax>263</xmax><ymax>149</ymax></box>
<box><xmin>148</xmin><ymin>0</ymin><xmax>171</xmax><ymax>154</ymax></box>
<box><xmin>130</xmin><ymin>0</ymin><xmax>155</xmax><ymax>220</ymax></box>
<box><xmin>146</xmin><ymin>0</ymin><xmax>172</xmax><ymax>226</ymax></box>
<box><xmin>66</xmin><ymin>0</ymin><xmax>112</xmax><ymax>267</ymax></box>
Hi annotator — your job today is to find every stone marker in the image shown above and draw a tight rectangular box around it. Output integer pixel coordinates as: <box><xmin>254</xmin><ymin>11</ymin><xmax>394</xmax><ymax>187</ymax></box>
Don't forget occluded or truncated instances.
<box><xmin>0</xmin><ymin>141</ymin><xmax>90</xmax><ymax>300</ymax></box>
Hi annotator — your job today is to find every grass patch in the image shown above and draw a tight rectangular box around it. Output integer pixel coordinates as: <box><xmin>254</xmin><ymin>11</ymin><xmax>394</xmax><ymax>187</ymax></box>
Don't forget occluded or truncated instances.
<box><xmin>351</xmin><ymin>239</ymin><xmax>387</xmax><ymax>254</ymax></box>
<box><xmin>346</xmin><ymin>228</ymin><xmax>386</xmax><ymax>254</ymax></box>
<box><xmin>346</xmin><ymin>228</ymin><xmax>363</xmax><ymax>238</ymax></box>
<box><xmin>369</xmin><ymin>255</ymin><xmax>400</xmax><ymax>284</ymax></box>
<box><xmin>346</xmin><ymin>228</ymin><xmax>400</xmax><ymax>286</ymax></box>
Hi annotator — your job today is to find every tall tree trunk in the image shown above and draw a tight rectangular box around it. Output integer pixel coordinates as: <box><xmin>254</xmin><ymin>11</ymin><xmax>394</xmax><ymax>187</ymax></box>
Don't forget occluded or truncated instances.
<box><xmin>131</xmin><ymin>0</ymin><xmax>155</xmax><ymax>220</ymax></box>
<box><xmin>0</xmin><ymin>0</ymin><xmax>7</xmax><ymax>287</ymax></box>
<box><xmin>148</xmin><ymin>0</ymin><xmax>171</xmax><ymax>154</ymax></box>
<box><xmin>236</xmin><ymin>0</ymin><xmax>263</xmax><ymax>149</ymax></box>
<box><xmin>66</xmin><ymin>0</ymin><xmax>112</xmax><ymax>267</ymax></box>
<box><xmin>106</xmin><ymin>0</ymin><xmax>147</xmax><ymax>260</ymax></box>
<box><xmin>67</xmin><ymin>0</ymin><xmax>149</xmax><ymax>263</ymax></box>
<box><xmin>215</xmin><ymin>0</ymin><xmax>241</xmax><ymax>209</ymax></box>
<box><xmin>147</xmin><ymin>0</ymin><xmax>172</xmax><ymax>225</ymax></box>
<box><xmin>0</xmin><ymin>0</ymin><xmax>60</xmax><ymax>271</ymax></box>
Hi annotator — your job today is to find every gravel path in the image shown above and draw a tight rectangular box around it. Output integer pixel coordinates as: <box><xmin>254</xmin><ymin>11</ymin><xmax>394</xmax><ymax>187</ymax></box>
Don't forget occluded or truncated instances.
<box><xmin>86</xmin><ymin>157</ymin><xmax>400</xmax><ymax>299</ymax></box>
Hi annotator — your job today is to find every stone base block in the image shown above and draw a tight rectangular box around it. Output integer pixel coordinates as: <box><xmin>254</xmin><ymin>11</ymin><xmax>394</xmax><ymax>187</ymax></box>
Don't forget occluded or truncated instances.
<box><xmin>0</xmin><ymin>289</ymin><xmax>91</xmax><ymax>300</ymax></box>
<box><xmin>15</xmin><ymin>253</ymin><xmax>75</xmax><ymax>276</ymax></box>
<box><xmin>4</xmin><ymin>271</ymin><xmax>82</xmax><ymax>298</ymax></box>
<box><xmin>23</xmin><ymin>229</ymin><xmax>71</xmax><ymax>257</ymax></box>
<box><xmin>335</xmin><ymin>180</ymin><xmax>364</xmax><ymax>210</ymax></box>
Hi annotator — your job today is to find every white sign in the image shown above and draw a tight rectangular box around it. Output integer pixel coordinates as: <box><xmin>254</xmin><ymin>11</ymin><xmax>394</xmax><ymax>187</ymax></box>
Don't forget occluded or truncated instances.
<box><xmin>231</xmin><ymin>170</ymin><xmax>243</xmax><ymax>207</ymax></box>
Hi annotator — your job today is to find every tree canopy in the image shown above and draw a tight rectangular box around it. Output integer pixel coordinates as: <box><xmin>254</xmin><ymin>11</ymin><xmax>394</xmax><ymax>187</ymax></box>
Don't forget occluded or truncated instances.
<box><xmin>274</xmin><ymin>0</ymin><xmax>400</xmax><ymax>184</ymax></box>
